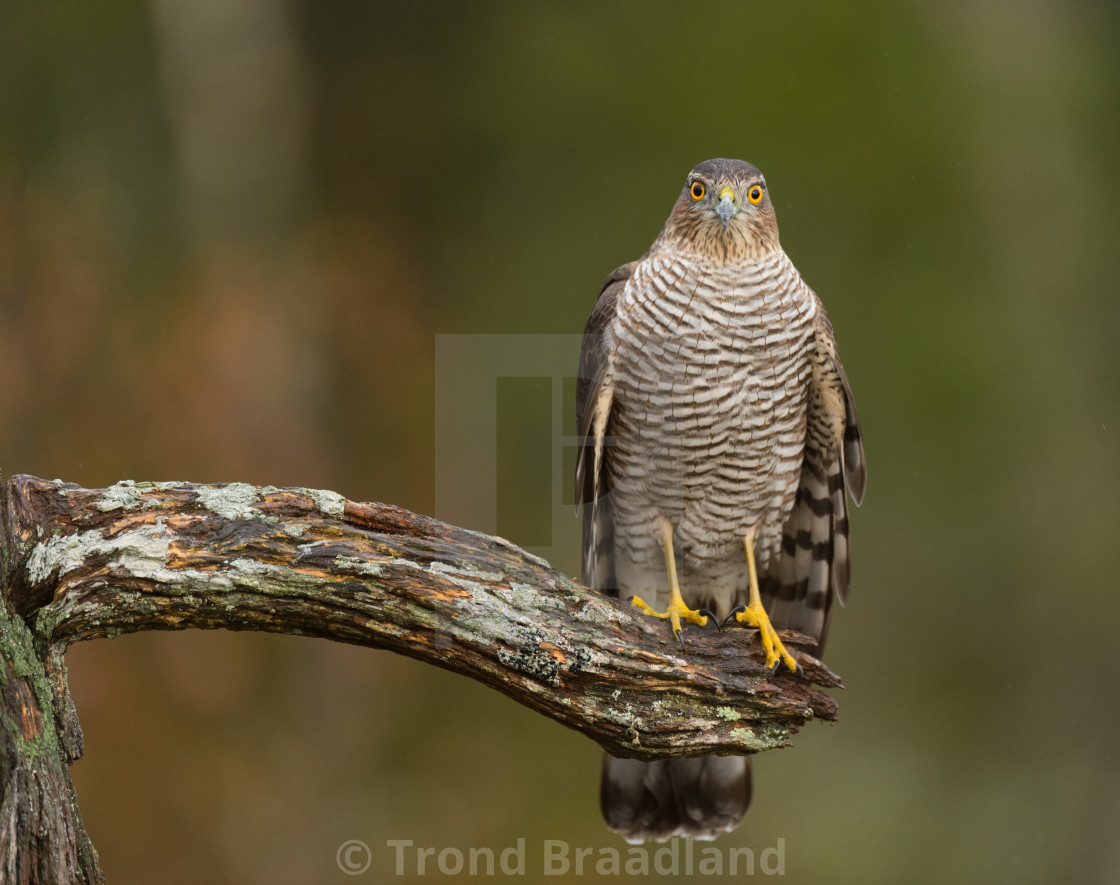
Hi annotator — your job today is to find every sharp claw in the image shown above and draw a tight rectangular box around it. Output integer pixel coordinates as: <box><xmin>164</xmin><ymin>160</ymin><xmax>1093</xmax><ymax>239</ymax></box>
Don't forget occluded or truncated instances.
<box><xmin>721</xmin><ymin>605</ymin><xmax>746</xmax><ymax>630</ymax></box>
<box><xmin>769</xmin><ymin>659</ymin><xmax>782</xmax><ymax>677</ymax></box>
<box><xmin>698</xmin><ymin>609</ymin><xmax>719</xmax><ymax>631</ymax></box>
<box><xmin>629</xmin><ymin>591</ymin><xmax>708</xmax><ymax>649</ymax></box>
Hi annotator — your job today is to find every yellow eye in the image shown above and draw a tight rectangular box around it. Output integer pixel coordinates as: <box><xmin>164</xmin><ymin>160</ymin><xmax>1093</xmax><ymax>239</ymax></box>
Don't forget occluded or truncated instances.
<box><xmin>748</xmin><ymin>184</ymin><xmax>764</xmax><ymax>204</ymax></box>
<box><xmin>690</xmin><ymin>181</ymin><xmax>706</xmax><ymax>201</ymax></box>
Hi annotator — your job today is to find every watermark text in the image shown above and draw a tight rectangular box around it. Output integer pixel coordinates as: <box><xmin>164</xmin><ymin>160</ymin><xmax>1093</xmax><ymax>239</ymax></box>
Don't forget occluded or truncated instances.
<box><xmin>376</xmin><ymin>837</ymin><xmax>785</xmax><ymax>877</ymax></box>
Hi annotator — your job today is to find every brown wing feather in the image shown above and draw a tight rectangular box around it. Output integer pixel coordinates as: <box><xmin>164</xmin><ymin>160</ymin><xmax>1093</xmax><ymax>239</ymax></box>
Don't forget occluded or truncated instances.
<box><xmin>837</xmin><ymin>358</ymin><xmax>867</xmax><ymax>506</ymax></box>
<box><xmin>576</xmin><ymin>262</ymin><xmax>633</xmax><ymax>593</ymax></box>
<box><xmin>763</xmin><ymin>309</ymin><xmax>865</xmax><ymax>654</ymax></box>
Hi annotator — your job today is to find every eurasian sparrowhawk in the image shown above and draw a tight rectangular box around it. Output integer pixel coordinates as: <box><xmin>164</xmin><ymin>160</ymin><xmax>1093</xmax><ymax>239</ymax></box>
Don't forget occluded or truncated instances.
<box><xmin>576</xmin><ymin>158</ymin><xmax>866</xmax><ymax>842</ymax></box>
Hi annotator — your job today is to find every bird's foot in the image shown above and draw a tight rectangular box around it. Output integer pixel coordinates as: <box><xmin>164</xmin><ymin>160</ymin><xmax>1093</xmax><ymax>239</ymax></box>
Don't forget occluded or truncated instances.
<box><xmin>724</xmin><ymin>603</ymin><xmax>799</xmax><ymax>674</ymax></box>
<box><xmin>630</xmin><ymin>595</ymin><xmax>709</xmax><ymax>648</ymax></box>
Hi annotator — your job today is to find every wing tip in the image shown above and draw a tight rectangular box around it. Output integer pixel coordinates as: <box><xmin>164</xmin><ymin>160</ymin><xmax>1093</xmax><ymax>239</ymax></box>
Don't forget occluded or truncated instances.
<box><xmin>843</xmin><ymin>427</ymin><xmax>867</xmax><ymax>507</ymax></box>
<box><xmin>848</xmin><ymin>467</ymin><xmax>867</xmax><ymax>507</ymax></box>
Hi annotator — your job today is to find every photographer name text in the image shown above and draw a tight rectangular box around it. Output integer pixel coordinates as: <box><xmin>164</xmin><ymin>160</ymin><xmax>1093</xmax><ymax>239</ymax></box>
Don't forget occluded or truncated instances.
<box><xmin>383</xmin><ymin>837</ymin><xmax>785</xmax><ymax>877</ymax></box>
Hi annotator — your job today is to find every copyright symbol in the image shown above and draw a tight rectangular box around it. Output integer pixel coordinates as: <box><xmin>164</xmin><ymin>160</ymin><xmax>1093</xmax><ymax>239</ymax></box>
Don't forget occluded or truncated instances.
<box><xmin>336</xmin><ymin>839</ymin><xmax>372</xmax><ymax>876</ymax></box>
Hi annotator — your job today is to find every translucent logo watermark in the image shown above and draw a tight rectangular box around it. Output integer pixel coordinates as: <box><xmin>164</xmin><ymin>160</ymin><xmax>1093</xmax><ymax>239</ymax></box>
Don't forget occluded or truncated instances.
<box><xmin>375</xmin><ymin>837</ymin><xmax>786</xmax><ymax>877</ymax></box>
<box><xmin>434</xmin><ymin>334</ymin><xmax>586</xmax><ymax>570</ymax></box>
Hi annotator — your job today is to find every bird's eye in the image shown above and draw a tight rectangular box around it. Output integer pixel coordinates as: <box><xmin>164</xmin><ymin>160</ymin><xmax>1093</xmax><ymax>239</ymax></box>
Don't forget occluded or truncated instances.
<box><xmin>690</xmin><ymin>181</ymin><xmax>706</xmax><ymax>201</ymax></box>
<box><xmin>748</xmin><ymin>184</ymin><xmax>764</xmax><ymax>205</ymax></box>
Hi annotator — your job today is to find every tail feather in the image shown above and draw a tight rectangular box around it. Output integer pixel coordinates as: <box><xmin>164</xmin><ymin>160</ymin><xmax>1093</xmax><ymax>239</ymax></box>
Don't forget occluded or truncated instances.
<box><xmin>601</xmin><ymin>755</ymin><xmax>752</xmax><ymax>844</ymax></box>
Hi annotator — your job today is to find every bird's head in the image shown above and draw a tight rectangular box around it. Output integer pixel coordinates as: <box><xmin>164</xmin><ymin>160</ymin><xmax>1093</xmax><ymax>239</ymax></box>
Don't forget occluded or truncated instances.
<box><xmin>661</xmin><ymin>158</ymin><xmax>780</xmax><ymax>261</ymax></box>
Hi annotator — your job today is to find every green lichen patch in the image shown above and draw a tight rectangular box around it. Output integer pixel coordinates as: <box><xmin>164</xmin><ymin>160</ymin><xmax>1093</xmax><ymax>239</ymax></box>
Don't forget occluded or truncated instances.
<box><xmin>729</xmin><ymin>723</ymin><xmax>791</xmax><ymax>753</ymax></box>
<box><xmin>195</xmin><ymin>484</ymin><xmax>264</xmax><ymax>520</ymax></box>
<box><xmin>305</xmin><ymin>488</ymin><xmax>346</xmax><ymax>517</ymax></box>
<box><xmin>333</xmin><ymin>555</ymin><xmax>384</xmax><ymax>577</ymax></box>
<box><xmin>494</xmin><ymin>581</ymin><xmax>549</xmax><ymax>611</ymax></box>
<box><xmin>0</xmin><ymin>606</ymin><xmax>61</xmax><ymax>758</ymax></box>
<box><xmin>229</xmin><ymin>558</ymin><xmax>285</xmax><ymax>578</ymax></box>
<box><xmin>729</xmin><ymin>726</ymin><xmax>763</xmax><ymax>749</ymax></box>
<box><xmin>428</xmin><ymin>560</ymin><xmax>503</xmax><ymax>594</ymax></box>
<box><xmin>715</xmin><ymin>706</ymin><xmax>742</xmax><ymax>722</ymax></box>
<box><xmin>24</xmin><ymin>520</ymin><xmax>212</xmax><ymax>590</ymax></box>
<box><xmin>96</xmin><ymin>481</ymin><xmax>142</xmax><ymax>512</ymax></box>
<box><xmin>26</xmin><ymin>530</ymin><xmax>106</xmax><ymax>584</ymax></box>
<box><xmin>569</xmin><ymin>595</ymin><xmax>628</xmax><ymax>624</ymax></box>
<box><xmin>110</xmin><ymin>525</ymin><xmax>176</xmax><ymax>582</ymax></box>
<box><xmin>224</xmin><ymin>558</ymin><xmax>326</xmax><ymax>598</ymax></box>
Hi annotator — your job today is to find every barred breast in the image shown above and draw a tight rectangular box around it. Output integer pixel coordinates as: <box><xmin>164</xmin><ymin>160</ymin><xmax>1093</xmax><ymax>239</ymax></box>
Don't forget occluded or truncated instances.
<box><xmin>605</xmin><ymin>247</ymin><xmax>817</xmax><ymax>612</ymax></box>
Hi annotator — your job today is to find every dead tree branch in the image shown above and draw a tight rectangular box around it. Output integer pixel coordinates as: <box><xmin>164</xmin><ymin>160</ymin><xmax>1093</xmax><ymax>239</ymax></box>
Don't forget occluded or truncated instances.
<box><xmin>0</xmin><ymin>474</ymin><xmax>841</xmax><ymax>882</ymax></box>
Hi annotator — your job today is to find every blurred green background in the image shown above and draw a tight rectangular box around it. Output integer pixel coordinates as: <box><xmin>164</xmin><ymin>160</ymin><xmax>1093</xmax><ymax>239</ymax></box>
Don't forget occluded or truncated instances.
<box><xmin>3</xmin><ymin>1</ymin><xmax>1119</xmax><ymax>882</ymax></box>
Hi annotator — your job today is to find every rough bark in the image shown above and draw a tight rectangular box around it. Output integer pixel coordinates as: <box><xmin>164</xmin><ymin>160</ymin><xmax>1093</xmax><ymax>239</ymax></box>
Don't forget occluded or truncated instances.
<box><xmin>0</xmin><ymin>594</ymin><xmax>104</xmax><ymax>883</ymax></box>
<box><xmin>0</xmin><ymin>474</ymin><xmax>841</xmax><ymax>881</ymax></box>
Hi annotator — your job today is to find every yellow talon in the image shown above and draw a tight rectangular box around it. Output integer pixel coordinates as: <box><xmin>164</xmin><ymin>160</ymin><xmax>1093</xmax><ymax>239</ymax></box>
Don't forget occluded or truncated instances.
<box><xmin>734</xmin><ymin>603</ymin><xmax>798</xmax><ymax>673</ymax></box>
<box><xmin>629</xmin><ymin>516</ymin><xmax>708</xmax><ymax>645</ymax></box>
<box><xmin>736</xmin><ymin>527</ymin><xmax>798</xmax><ymax>674</ymax></box>
<box><xmin>631</xmin><ymin>593</ymin><xmax>709</xmax><ymax>642</ymax></box>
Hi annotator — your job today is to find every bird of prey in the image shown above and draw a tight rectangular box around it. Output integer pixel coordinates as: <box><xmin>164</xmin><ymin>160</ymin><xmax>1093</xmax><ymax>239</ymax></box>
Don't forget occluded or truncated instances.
<box><xmin>575</xmin><ymin>158</ymin><xmax>866</xmax><ymax>843</ymax></box>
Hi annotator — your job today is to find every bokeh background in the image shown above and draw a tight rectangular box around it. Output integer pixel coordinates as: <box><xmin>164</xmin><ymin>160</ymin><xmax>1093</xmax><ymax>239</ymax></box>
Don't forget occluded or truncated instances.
<box><xmin>2</xmin><ymin>1</ymin><xmax>1118</xmax><ymax>882</ymax></box>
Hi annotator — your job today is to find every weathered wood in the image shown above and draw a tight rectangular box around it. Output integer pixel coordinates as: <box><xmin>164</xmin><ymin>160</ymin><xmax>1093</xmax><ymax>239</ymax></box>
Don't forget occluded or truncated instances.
<box><xmin>0</xmin><ymin>593</ymin><xmax>104</xmax><ymax>884</ymax></box>
<box><xmin>0</xmin><ymin>474</ymin><xmax>842</xmax><ymax>881</ymax></box>
<box><xmin>5</xmin><ymin>475</ymin><xmax>839</xmax><ymax>757</ymax></box>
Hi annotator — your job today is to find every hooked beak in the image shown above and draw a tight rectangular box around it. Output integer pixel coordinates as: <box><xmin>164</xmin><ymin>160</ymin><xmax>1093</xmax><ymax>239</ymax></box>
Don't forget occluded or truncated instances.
<box><xmin>715</xmin><ymin>185</ymin><xmax>738</xmax><ymax>228</ymax></box>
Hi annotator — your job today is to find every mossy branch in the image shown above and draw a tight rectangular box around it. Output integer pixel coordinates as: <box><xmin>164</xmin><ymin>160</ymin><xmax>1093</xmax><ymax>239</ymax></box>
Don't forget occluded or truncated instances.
<box><xmin>0</xmin><ymin>474</ymin><xmax>841</xmax><ymax>882</ymax></box>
